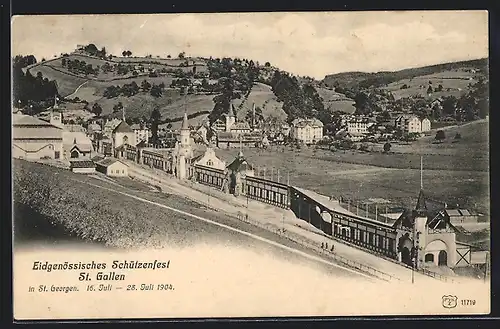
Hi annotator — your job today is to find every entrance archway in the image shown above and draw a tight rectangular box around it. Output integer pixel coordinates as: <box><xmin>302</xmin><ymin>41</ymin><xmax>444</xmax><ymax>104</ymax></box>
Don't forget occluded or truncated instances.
<box><xmin>438</xmin><ymin>250</ymin><xmax>448</xmax><ymax>266</ymax></box>
<box><xmin>70</xmin><ymin>150</ymin><xmax>79</xmax><ymax>158</ymax></box>
<box><xmin>402</xmin><ymin>247</ymin><xmax>411</xmax><ymax>266</ymax></box>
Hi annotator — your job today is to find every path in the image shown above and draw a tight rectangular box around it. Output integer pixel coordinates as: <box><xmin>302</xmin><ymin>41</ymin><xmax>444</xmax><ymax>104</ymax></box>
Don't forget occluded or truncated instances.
<box><xmin>66</xmin><ymin>80</ymin><xmax>89</xmax><ymax>98</ymax></box>
<box><xmin>77</xmin><ymin>178</ymin><xmax>374</xmax><ymax>281</ymax></box>
<box><xmin>122</xmin><ymin>159</ymin><xmax>447</xmax><ymax>284</ymax></box>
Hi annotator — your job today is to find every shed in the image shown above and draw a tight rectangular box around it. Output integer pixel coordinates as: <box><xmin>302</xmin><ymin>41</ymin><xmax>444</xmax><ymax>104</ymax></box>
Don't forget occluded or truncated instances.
<box><xmin>96</xmin><ymin>158</ymin><xmax>129</xmax><ymax>177</ymax></box>
<box><xmin>69</xmin><ymin>160</ymin><xmax>96</xmax><ymax>174</ymax></box>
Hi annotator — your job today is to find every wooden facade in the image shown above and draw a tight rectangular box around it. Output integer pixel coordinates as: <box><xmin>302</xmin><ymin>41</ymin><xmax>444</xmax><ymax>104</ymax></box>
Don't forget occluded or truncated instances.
<box><xmin>290</xmin><ymin>187</ymin><xmax>398</xmax><ymax>260</ymax></box>
<box><xmin>195</xmin><ymin>164</ymin><xmax>226</xmax><ymax>189</ymax></box>
<box><xmin>246</xmin><ymin>176</ymin><xmax>289</xmax><ymax>209</ymax></box>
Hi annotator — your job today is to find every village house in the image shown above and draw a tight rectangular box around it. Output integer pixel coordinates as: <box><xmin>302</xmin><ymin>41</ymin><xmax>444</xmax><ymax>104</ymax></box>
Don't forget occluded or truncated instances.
<box><xmin>45</xmin><ymin>111</ymin><xmax>94</xmax><ymax>160</ymax></box>
<box><xmin>87</xmin><ymin>123</ymin><xmax>102</xmax><ymax>138</ymax></box>
<box><xmin>95</xmin><ymin>158</ymin><xmax>129</xmax><ymax>177</ymax></box>
<box><xmin>212</xmin><ymin>105</ymin><xmax>252</xmax><ymax>134</ymax></box>
<box><xmin>12</xmin><ymin>114</ymin><xmax>64</xmax><ymax>160</ymax></box>
<box><xmin>190</xmin><ymin>147</ymin><xmax>226</xmax><ymax>170</ymax></box>
<box><xmin>394</xmin><ymin>115</ymin><xmax>428</xmax><ymax>134</ymax></box>
<box><xmin>291</xmin><ymin>118</ymin><xmax>324</xmax><ymax>144</ymax></box>
<box><xmin>130</xmin><ymin>123</ymin><xmax>150</xmax><ymax>144</ymax></box>
<box><xmin>216</xmin><ymin>132</ymin><xmax>262</xmax><ymax>149</ymax></box>
<box><xmin>112</xmin><ymin>120</ymin><xmax>136</xmax><ymax>151</ymax></box>
<box><xmin>340</xmin><ymin>115</ymin><xmax>374</xmax><ymax>135</ymax></box>
<box><xmin>103</xmin><ymin>118</ymin><xmax>122</xmax><ymax>138</ymax></box>
<box><xmin>63</xmin><ymin>131</ymin><xmax>93</xmax><ymax>159</ymax></box>
<box><xmin>421</xmin><ymin>118</ymin><xmax>432</xmax><ymax>132</ymax></box>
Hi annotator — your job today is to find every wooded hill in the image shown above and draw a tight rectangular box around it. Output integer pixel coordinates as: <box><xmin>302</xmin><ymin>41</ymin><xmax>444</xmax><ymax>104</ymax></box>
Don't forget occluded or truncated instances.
<box><xmin>322</xmin><ymin>58</ymin><xmax>488</xmax><ymax>90</ymax></box>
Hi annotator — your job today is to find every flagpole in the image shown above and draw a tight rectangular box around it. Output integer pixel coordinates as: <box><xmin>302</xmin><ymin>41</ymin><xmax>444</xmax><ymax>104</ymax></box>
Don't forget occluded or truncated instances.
<box><xmin>420</xmin><ymin>155</ymin><xmax>423</xmax><ymax>189</ymax></box>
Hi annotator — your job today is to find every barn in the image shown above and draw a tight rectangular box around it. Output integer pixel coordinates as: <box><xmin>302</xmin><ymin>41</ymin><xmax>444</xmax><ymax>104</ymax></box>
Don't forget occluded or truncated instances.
<box><xmin>95</xmin><ymin>158</ymin><xmax>129</xmax><ymax>177</ymax></box>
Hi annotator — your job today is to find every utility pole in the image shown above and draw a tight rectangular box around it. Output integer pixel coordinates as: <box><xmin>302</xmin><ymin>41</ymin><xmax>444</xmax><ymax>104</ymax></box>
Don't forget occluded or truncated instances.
<box><xmin>271</xmin><ymin>168</ymin><xmax>274</xmax><ymax>181</ymax></box>
<box><xmin>420</xmin><ymin>155</ymin><xmax>423</xmax><ymax>189</ymax></box>
<box><xmin>366</xmin><ymin>204</ymin><xmax>368</xmax><ymax>218</ymax></box>
<box><xmin>375</xmin><ymin>204</ymin><xmax>378</xmax><ymax>221</ymax></box>
<box><xmin>277</xmin><ymin>169</ymin><xmax>280</xmax><ymax>183</ymax></box>
<box><xmin>356</xmin><ymin>200</ymin><xmax>359</xmax><ymax>216</ymax></box>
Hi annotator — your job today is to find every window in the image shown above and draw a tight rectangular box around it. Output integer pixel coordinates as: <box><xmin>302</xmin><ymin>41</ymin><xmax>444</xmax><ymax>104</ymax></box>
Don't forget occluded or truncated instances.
<box><xmin>122</xmin><ymin>170</ymin><xmax>125</xmax><ymax>174</ymax></box>
<box><xmin>207</xmin><ymin>159</ymin><xmax>213</xmax><ymax>166</ymax></box>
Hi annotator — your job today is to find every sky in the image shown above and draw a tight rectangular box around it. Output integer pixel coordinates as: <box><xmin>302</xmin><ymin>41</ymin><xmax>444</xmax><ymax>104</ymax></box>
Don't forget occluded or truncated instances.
<box><xmin>12</xmin><ymin>11</ymin><xmax>488</xmax><ymax>79</ymax></box>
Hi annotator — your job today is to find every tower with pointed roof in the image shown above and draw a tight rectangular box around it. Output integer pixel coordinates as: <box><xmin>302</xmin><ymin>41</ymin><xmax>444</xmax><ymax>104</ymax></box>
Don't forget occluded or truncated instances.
<box><xmin>50</xmin><ymin>95</ymin><xmax>64</xmax><ymax>128</ymax></box>
<box><xmin>176</xmin><ymin>112</ymin><xmax>193</xmax><ymax>180</ymax></box>
<box><xmin>225</xmin><ymin>105</ymin><xmax>236</xmax><ymax>132</ymax></box>
<box><xmin>178</xmin><ymin>111</ymin><xmax>192</xmax><ymax>158</ymax></box>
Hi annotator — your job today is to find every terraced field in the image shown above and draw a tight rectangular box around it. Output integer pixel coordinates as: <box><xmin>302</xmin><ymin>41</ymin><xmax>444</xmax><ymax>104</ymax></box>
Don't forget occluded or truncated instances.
<box><xmin>382</xmin><ymin>69</ymin><xmax>478</xmax><ymax>100</ymax></box>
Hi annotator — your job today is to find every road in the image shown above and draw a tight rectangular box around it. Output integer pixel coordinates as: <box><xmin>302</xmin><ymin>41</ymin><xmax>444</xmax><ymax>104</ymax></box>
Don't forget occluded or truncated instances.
<box><xmin>74</xmin><ymin>175</ymin><xmax>375</xmax><ymax>282</ymax></box>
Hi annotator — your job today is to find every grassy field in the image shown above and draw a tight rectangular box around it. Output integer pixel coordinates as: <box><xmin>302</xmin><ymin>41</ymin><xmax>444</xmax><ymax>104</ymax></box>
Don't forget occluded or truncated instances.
<box><xmin>390</xmin><ymin>120</ymin><xmax>489</xmax><ymax>158</ymax></box>
<box><xmin>316</xmin><ymin>87</ymin><xmax>356</xmax><ymax>114</ymax></box>
<box><xmin>382</xmin><ymin>70</ymin><xmax>477</xmax><ymax>100</ymax></box>
<box><xmin>232</xmin><ymin>83</ymin><xmax>287</xmax><ymax>121</ymax></box>
<box><xmin>215</xmin><ymin>146</ymin><xmax>489</xmax><ymax>214</ymax></box>
<box><xmin>27</xmin><ymin>65</ymin><xmax>88</xmax><ymax>97</ymax></box>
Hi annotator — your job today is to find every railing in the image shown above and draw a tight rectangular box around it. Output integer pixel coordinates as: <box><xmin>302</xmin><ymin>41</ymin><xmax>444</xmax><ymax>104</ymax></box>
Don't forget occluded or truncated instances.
<box><xmin>234</xmin><ymin>212</ymin><xmax>401</xmax><ymax>283</ymax></box>
<box><xmin>419</xmin><ymin>268</ymin><xmax>456</xmax><ymax>283</ymax></box>
<box><xmin>125</xmin><ymin>160</ymin><xmax>456</xmax><ymax>284</ymax></box>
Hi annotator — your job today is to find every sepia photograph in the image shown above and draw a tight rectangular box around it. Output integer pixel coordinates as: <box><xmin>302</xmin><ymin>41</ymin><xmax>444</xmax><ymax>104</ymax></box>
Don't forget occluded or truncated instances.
<box><xmin>11</xmin><ymin>11</ymin><xmax>490</xmax><ymax>320</ymax></box>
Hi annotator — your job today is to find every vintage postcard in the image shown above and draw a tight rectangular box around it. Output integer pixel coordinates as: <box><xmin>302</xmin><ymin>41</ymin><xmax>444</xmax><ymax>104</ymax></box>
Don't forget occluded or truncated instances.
<box><xmin>11</xmin><ymin>11</ymin><xmax>490</xmax><ymax>320</ymax></box>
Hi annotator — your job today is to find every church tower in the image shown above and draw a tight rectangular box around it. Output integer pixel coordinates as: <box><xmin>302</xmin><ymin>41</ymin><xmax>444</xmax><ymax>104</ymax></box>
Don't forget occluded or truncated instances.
<box><xmin>176</xmin><ymin>112</ymin><xmax>192</xmax><ymax>179</ymax></box>
<box><xmin>50</xmin><ymin>95</ymin><xmax>64</xmax><ymax>128</ymax></box>
<box><xmin>179</xmin><ymin>112</ymin><xmax>192</xmax><ymax>158</ymax></box>
<box><xmin>226</xmin><ymin>105</ymin><xmax>236</xmax><ymax>132</ymax></box>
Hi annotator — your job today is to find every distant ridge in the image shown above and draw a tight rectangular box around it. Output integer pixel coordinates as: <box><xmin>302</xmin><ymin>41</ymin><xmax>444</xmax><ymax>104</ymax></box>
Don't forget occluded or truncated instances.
<box><xmin>322</xmin><ymin>58</ymin><xmax>488</xmax><ymax>90</ymax></box>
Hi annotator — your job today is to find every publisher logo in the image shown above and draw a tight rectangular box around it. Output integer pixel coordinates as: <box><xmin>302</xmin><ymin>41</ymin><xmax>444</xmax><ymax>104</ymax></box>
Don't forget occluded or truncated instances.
<box><xmin>442</xmin><ymin>295</ymin><xmax>458</xmax><ymax>308</ymax></box>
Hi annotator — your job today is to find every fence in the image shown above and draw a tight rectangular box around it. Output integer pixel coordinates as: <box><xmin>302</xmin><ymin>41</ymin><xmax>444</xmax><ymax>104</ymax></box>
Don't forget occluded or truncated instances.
<box><xmin>234</xmin><ymin>212</ymin><xmax>401</xmax><ymax>283</ymax></box>
<box><xmin>126</xmin><ymin>160</ymin><xmax>458</xmax><ymax>284</ymax></box>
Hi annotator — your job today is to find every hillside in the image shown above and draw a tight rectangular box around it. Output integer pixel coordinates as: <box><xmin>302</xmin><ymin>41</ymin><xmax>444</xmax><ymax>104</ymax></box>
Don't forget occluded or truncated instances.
<box><xmin>25</xmin><ymin>53</ymin><xmax>290</xmax><ymax>126</ymax></box>
<box><xmin>315</xmin><ymin>87</ymin><xmax>356</xmax><ymax>114</ymax></box>
<box><xmin>322</xmin><ymin>58</ymin><xmax>488</xmax><ymax>91</ymax></box>
<box><xmin>231</xmin><ymin>83</ymin><xmax>287</xmax><ymax>121</ymax></box>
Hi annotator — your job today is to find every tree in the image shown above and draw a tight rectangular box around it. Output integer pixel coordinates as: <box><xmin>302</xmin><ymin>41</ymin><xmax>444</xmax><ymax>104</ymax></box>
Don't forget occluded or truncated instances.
<box><xmin>141</xmin><ymin>80</ymin><xmax>151</xmax><ymax>91</ymax></box>
<box><xmin>383</xmin><ymin>142</ymin><xmax>391</xmax><ymax>153</ymax></box>
<box><xmin>265</xmin><ymin>62</ymin><xmax>271</xmax><ymax>67</ymax></box>
<box><xmin>150</xmin><ymin>108</ymin><xmax>162</xmax><ymax>146</ymax></box>
<box><xmin>427</xmin><ymin>85</ymin><xmax>433</xmax><ymax>94</ymax></box>
<box><xmin>92</xmin><ymin>103</ymin><xmax>103</xmax><ymax>117</ymax></box>
<box><xmin>84</xmin><ymin>44</ymin><xmax>99</xmax><ymax>56</ymax></box>
<box><xmin>454</xmin><ymin>133</ymin><xmax>462</xmax><ymax>140</ymax></box>
<box><xmin>113</xmin><ymin>102</ymin><xmax>124</xmax><ymax>113</ymax></box>
<box><xmin>150</xmin><ymin>84</ymin><xmax>163</xmax><ymax>98</ymax></box>
<box><xmin>178</xmin><ymin>52</ymin><xmax>186</xmax><ymax>59</ymax></box>
<box><xmin>167</xmin><ymin>54</ymin><xmax>171</xmax><ymax>59</ymax></box>
<box><xmin>435</xmin><ymin>130</ymin><xmax>446</xmax><ymax>143</ymax></box>
<box><xmin>442</xmin><ymin>96</ymin><xmax>457</xmax><ymax>117</ymax></box>
<box><xmin>208</xmin><ymin>77</ymin><xmax>241</xmax><ymax>124</ymax></box>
